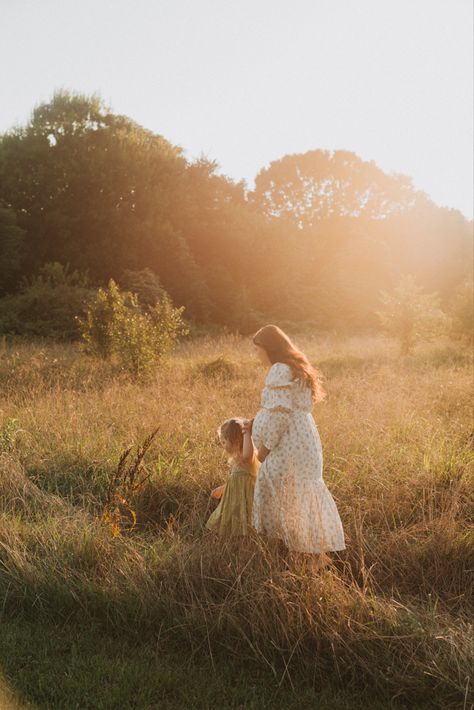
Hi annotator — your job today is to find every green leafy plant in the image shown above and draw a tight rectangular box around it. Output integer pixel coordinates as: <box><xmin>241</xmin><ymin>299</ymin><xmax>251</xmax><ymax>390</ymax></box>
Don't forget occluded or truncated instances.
<box><xmin>0</xmin><ymin>261</ymin><xmax>92</xmax><ymax>339</ymax></box>
<box><xmin>77</xmin><ymin>278</ymin><xmax>128</xmax><ymax>359</ymax></box>
<box><xmin>449</xmin><ymin>279</ymin><xmax>473</xmax><ymax>345</ymax></box>
<box><xmin>119</xmin><ymin>267</ymin><xmax>166</xmax><ymax>309</ymax></box>
<box><xmin>78</xmin><ymin>279</ymin><xmax>188</xmax><ymax>375</ymax></box>
<box><xmin>376</xmin><ymin>275</ymin><xmax>446</xmax><ymax>355</ymax></box>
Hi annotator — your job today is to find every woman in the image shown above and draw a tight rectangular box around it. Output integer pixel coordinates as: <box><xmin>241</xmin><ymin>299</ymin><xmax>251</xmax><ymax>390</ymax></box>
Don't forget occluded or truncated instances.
<box><xmin>246</xmin><ymin>324</ymin><xmax>345</xmax><ymax>554</ymax></box>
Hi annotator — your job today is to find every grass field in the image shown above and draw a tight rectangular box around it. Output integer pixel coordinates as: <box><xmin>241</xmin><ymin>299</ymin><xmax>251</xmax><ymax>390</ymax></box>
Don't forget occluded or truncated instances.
<box><xmin>0</xmin><ymin>332</ymin><xmax>472</xmax><ymax>709</ymax></box>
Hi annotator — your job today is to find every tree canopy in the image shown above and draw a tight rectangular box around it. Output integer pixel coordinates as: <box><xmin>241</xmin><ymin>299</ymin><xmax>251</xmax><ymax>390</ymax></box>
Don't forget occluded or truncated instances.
<box><xmin>0</xmin><ymin>91</ymin><xmax>472</xmax><ymax>333</ymax></box>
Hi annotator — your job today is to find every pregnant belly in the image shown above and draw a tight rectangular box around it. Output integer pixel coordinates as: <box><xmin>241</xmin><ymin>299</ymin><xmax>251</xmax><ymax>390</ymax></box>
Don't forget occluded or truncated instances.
<box><xmin>252</xmin><ymin>409</ymin><xmax>267</xmax><ymax>450</ymax></box>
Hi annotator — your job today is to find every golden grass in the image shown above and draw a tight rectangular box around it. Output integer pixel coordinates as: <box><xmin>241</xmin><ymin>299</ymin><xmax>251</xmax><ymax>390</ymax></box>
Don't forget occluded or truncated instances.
<box><xmin>0</xmin><ymin>333</ymin><xmax>472</xmax><ymax>707</ymax></box>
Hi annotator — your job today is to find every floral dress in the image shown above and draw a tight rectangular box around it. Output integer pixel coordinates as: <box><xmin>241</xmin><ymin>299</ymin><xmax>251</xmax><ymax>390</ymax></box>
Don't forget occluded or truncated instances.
<box><xmin>252</xmin><ymin>362</ymin><xmax>345</xmax><ymax>553</ymax></box>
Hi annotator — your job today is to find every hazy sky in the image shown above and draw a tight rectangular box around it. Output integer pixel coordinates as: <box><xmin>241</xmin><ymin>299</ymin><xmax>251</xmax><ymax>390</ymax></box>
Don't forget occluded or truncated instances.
<box><xmin>2</xmin><ymin>0</ymin><xmax>473</xmax><ymax>218</ymax></box>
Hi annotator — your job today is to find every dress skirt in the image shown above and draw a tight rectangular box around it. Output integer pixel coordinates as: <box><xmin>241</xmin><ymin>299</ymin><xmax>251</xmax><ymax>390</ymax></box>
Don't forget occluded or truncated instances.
<box><xmin>251</xmin><ymin>363</ymin><xmax>345</xmax><ymax>554</ymax></box>
<box><xmin>206</xmin><ymin>461</ymin><xmax>257</xmax><ymax>536</ymax></box>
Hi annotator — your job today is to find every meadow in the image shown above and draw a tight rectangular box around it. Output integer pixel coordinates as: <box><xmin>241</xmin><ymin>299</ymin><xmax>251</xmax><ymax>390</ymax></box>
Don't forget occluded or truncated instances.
<box><xmin>0</xmin><ymin>332</ymin><xmax>472</xmax><ymax>709</ymax></box>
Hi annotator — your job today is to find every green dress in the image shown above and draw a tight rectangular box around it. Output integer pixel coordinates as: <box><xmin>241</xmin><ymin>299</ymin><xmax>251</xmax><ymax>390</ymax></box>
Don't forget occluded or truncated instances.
<box><xmin>206</xmin><ymin>456</ymin><xmax>259</xmax><ymax>536</ymax></box>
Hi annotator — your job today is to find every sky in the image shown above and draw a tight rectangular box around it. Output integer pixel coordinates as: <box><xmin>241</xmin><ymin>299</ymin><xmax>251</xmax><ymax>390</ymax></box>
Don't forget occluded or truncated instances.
<box><xmin>1</xmin><ymin>0</ymin><xmax>473</xmax><ymax>219</ymax></box>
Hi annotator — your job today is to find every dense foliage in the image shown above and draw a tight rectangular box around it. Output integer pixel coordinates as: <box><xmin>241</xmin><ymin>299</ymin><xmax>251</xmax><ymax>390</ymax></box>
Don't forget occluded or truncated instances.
<box><xmin>0</xmin><ymin>261</ymin><xmax>93</xmax><ymax>339</ymax></box>
<box><xmin>0</xmin><ymin>90</ymin><xmax>472</xmax><ymax>334</ymax></box>
<box><xmin>77</xmin><ymin>278</ymin><xmax>188</xmax><ymax>375</ymax></box>
<box><xmin>376</xmin><ymin>275</ymin><xmax>446</xmax><ymax>354</ymax></box>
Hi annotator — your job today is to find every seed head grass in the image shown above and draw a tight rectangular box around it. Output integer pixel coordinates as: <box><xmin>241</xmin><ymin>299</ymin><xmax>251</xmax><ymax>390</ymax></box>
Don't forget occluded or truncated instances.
<box><xmin>0</xmin><ymin>333</ymin><xmax>472</xmax><ymax>707</ymax></box>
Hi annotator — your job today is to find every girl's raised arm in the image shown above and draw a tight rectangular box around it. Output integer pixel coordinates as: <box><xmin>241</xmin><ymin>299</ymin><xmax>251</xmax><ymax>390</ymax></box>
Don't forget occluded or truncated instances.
<box><xmin>241</xmin><ymin>419</ymin><xmax>257</xmax><ymax>464</ymax></box>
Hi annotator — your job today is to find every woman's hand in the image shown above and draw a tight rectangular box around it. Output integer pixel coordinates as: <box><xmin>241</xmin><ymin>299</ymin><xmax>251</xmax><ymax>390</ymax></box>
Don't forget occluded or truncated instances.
<box><xmin>211</xmin><ymin>484</ymin><xmax>225</xmax><ymax>499</ymax></box>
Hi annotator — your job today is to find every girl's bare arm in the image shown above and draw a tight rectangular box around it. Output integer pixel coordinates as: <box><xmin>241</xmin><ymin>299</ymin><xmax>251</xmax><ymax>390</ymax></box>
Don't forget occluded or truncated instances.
<box><xmin>241</xmin><ymin>419</ymin><xmax>257</xmax><ymax>463</ymax></box>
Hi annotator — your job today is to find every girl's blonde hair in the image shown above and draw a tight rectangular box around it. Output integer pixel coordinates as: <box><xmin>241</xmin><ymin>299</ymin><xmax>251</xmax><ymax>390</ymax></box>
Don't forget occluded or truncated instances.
<box><xmin>218</xmin><ymin>418</ymin><xmax>244</xmax><ymax>454</ymax></box>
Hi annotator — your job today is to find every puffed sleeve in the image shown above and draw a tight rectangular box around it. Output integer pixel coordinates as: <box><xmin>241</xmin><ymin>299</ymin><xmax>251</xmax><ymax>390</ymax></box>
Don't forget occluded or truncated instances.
<box><xmin>261</xmin><ymin>410</ymin><xmax>290</xmax><ymax>450</ymax></box>
<box><xmin>262</xmin><ymin>363</ymin><xmax>294</xmax><ymax>412</ymax></box>
<box><xmin>260</xmin><ymin>363</ymin><xmax>293</xmax><ymax>449</ymax></box>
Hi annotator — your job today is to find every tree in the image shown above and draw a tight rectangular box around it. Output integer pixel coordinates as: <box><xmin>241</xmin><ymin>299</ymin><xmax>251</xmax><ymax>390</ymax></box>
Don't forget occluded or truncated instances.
<box><xmin>0</xmin><ymin>92</ymin><xmax>220</xmax><ymax>321</ymax></box>
<box><xmin>0</xmin><ymin>261</ymin><xmax>92</xmax><ymax>339</ymax></box>
<box><xmin>252</xmin><ymin>150</ymin><xmax>473</xmax><ymax>330</ymax></box>
<box><xmin>0</xmin><ymin>91</ymin><xmax>188</xmax><ymax>280</ymax></box>
<box><xmin>376</xmin><ymin>275</ymin><xmax>445</xmax><ymax>355</ymax></box>
<box><xmin>119</xmin><ymin>267</ymin><xmax>166</xmax><ymax>309</ymax></box>
<box><xmin>0</xmin><ymin>205</ymin><xmax>24</xmax><ymax>294</ymax></box>
<box><xmin>2</xmin><ymin>92</ymin><xmax>471</xmax><ymax>334</ymax></box>
<box><xmin>378</xmin><ymin>205</ymin><xmax>473</xmax><ymax>304</ymax></box>
<box><xmin>252</xmin><ymin>150</ymin><xmax>419</xmax><ymax>227</ymax></box>
<box><xmin>449</xmin><ymin>280</ymin><xmax>473</xmax><ymax>345</ymax></box>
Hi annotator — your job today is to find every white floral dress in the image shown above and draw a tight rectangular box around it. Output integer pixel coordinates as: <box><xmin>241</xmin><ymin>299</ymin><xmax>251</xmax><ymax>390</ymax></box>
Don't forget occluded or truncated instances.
<box><xmin>252</xmin><ymin>362</ymin><xmax>345</xmax><ymax>554</ymax></box>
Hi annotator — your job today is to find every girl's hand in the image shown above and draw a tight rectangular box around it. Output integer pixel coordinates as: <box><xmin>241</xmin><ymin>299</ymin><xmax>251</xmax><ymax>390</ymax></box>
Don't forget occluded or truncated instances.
<box><xmin>242</xmin><ymin>419</ymin><xmax>253</xmax><ymax>436</ymax></box>
<box><xmin>211</xmin><ymin>484</ymin><xmax>225</xmax><ymax>499</ymax></box>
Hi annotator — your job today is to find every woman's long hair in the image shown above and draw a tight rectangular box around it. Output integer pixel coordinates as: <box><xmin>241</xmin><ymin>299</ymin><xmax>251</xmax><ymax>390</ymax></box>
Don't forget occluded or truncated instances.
<box><xmin>252</xmin><ymin>325</ymin><xmax>325</xmax><ymax>402</ymax></box>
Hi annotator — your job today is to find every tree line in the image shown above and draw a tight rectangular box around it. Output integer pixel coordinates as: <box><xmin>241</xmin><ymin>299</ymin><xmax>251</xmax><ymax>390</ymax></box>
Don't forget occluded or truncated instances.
<box><xmin>0</xmin><ymin>90</ymin><xmax>472</xmax><ymax>335</ymax></box>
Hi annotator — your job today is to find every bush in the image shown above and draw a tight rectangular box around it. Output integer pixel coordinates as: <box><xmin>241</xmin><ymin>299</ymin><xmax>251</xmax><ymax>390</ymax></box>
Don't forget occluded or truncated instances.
<box><xmin>376</xmin><ymin>275</ymin><xmax>446</xmax><ymax>355</ymax></box>
<box><xmin>77</xmin><ymin>279</ymin><xmax>188</xmax><ymax>375</ymax></box>
<box><xmin>119</xmin><ymin>267</ymin><xmax>166</xmax><ymax>309</ymax></box>
<box><xmin>197</xmin><ymin>355</ymin><xmax>238</xmax><ymax>381</ymax></box>
<box><xmin>449</xmin><ymin>279</ymin><xmax>473</xmax><ymax>345</ymax></box>
<box><xmin>76</xmin><ymin>278</ymin><xmax>128</xmax><ymax>359</ymax></box>
<box><xmin>0</xmin><ymin>205</ymin><xmax>25</xmax><ymax>294</ymax></box>
<box><xmin>0</xmin><ymin>261</ymin><xmax>92</xmax><ymax>340</ymax></box>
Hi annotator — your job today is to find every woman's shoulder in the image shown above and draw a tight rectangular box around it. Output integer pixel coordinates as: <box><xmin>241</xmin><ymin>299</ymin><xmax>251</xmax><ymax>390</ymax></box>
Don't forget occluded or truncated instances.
<box><xmin>265</xmin><ymin>362</ymin><xmax>294</xmax><ymax>388</ymax></box>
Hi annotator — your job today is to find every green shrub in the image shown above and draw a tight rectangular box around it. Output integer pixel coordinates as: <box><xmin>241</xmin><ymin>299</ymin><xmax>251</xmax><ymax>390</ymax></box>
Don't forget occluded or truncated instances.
<box><xmin>0</xmin><ymin>205</ymin><xmax>25</xmax><ymax>294</ymax></box>
<box><xmin>197</xmin><ymin>355</ymin><xmax>238</xmax><ymax>380</ymax></box>
<box><xmin>119</xmin><ymin>267</ymin><xmax>166</xmax><ymax>309</ymax></box>
<box><xmin>376</xmin><ymin>275</ymin><xmax>446</xmax><ymax>355</ymax></box>
<box><xmin>78</xmin><ymin>279</ymin><xmax>188</xmax><ymax>375</ymax></box>
<box><xmin>76</xmin><ymin>278</ymin><xmax>128</xmax><ymax>359</ymax></box>
<box><xmin>0</xmin><ymin>261</ymin><xmax>92</xmax><ymax>339</ymax></box>
<box><xmin>449</xmin><ymin>279</ymin><xmax>473</xmax><ymax>345</ymax></box>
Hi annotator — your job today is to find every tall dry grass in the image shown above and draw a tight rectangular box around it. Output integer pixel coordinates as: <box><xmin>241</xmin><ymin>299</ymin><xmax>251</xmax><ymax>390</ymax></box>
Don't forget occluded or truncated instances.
<box><xmin>0</xmin><ymin>333</ymin><xmax>472</xmax><ymax>707</ymax></box>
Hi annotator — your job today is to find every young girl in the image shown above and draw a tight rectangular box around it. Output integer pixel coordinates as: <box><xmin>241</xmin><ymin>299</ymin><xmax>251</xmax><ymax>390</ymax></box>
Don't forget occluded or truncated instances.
<box><xmin>206</xmin><ymin>418</ymin><xmax>259</xmax><ymax>536</ymax></box>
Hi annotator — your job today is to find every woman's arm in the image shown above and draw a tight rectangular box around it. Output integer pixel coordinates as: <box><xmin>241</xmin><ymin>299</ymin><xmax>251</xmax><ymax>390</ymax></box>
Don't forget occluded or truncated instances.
<box><xmin>259</xmin><ymin>408</ymin><xmax>290</xmax><ymax>461</ymax></box>
<box><xmin>242</xmin><ymin>418</ymin><xmax>270</xmax><ymax>462</ymax></box>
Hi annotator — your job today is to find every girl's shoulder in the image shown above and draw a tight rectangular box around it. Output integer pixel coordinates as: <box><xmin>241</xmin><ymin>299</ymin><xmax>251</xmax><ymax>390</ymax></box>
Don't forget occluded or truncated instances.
<box><xmin>265</xmin><ymin>362</ymin><xmax>294</xmax><ymax>388</ymax></box>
